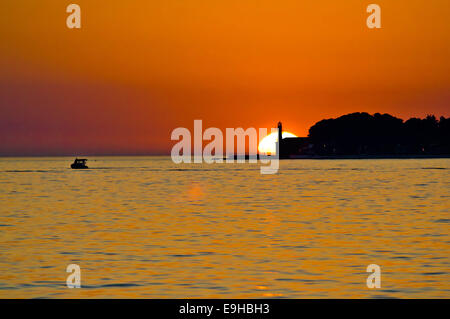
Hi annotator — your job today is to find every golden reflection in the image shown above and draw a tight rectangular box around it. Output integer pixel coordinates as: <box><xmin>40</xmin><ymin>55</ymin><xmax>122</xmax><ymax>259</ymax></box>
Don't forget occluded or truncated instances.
<box><xmin>0</xmin><ymin>157</ymin><xmax>448</xmax><ymax>298</ymax></box>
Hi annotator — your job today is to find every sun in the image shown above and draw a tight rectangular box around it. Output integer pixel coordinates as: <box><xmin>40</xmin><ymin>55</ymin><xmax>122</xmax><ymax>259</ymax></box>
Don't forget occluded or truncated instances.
<box><xmin>258</xmin><ymin>131</ymin><xmax>297</xmax><ymax>154</ymax></box>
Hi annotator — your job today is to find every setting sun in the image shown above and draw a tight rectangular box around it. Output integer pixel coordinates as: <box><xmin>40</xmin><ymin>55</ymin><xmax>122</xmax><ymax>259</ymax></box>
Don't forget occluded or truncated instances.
<box><xmin>258</xmin><ymin>131</ymin><xmax>297</xmax><ymax>154</ymax></box>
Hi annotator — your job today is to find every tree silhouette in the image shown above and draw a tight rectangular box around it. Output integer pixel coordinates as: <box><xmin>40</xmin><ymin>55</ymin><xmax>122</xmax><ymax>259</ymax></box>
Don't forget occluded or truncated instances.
<box><xmin>307</xmin><ymin>112</ymin><xmax>449</xmax><ymax>156</ymax></box>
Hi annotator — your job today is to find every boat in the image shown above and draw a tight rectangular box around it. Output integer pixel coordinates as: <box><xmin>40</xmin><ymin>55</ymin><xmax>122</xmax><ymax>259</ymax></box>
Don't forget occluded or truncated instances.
<box><xmin>71</xmin><ymin>158</ymin><xmax>88</xmax><ymax>169</ymax></box>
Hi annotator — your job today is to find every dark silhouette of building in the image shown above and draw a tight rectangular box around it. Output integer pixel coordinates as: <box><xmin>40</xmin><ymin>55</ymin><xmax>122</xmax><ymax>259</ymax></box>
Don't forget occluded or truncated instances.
<box><xmin>277</xmin><ymin>122</ymin><xmax>312</xmax><ymax>158</ymax></box>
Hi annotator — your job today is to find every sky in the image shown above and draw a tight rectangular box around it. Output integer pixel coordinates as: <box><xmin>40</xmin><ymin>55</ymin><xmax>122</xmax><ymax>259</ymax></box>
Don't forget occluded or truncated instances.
<box><xmin>1</xmin><ymin>0</ymin><xmax>449</xmax><ymax>155</ymax></box>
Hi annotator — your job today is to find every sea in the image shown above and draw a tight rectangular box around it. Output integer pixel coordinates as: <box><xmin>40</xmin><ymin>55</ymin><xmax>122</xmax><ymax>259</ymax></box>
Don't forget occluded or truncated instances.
<box><xmin>0</xmin><ymin>157</ymin><xmax>448</xmax><ymax>298</ymax></box>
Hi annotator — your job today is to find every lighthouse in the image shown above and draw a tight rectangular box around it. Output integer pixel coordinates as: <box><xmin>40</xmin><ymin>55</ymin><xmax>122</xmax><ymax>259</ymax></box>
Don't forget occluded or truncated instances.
<box><xmin>275</xmin><ymin>121</ymin><xmax>311</xmax><ymax>159</ymax></box>
<box><xmin>277</xmin><ymin>121</ymin><xmax>283</xmax><ymax>156</ymax></box>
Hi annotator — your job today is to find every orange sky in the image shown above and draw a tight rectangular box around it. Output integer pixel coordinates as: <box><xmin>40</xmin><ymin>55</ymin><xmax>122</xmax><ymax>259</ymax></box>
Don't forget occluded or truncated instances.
<box><xmin>0</xmin><ymin>1</ymin><xmax>449</xmax><ymax>155</ymax></box>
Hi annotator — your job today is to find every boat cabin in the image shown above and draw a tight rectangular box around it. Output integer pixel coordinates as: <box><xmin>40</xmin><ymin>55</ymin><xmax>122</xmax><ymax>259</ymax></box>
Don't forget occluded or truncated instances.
<box><xmin>71</xmin><ymin>158</ymin><xmax>88</xmax><ymax>169</ymax></box>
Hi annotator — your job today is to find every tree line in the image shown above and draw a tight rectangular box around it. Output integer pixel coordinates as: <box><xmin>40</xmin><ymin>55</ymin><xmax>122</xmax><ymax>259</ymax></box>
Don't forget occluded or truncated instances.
<box><xmin>308</xmin><ymin>112</ymin><xmax>450</xmax><ymax>156</ymax></box>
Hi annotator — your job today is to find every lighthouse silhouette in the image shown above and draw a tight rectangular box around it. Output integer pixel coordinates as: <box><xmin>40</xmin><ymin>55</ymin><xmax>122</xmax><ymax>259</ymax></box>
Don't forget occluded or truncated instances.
<box><xmin>275</xmin><ymin>121</ymin><xmax>310</xmax><ymax>159</ymax></box>
<box><xmin>277</xmin><ymin>121</ymin><xmax>283</xmax><ymax>157</ymax></box>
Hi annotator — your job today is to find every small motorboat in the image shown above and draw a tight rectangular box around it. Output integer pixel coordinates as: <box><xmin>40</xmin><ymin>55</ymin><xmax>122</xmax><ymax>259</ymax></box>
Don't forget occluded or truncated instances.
<box><xmin>71</xmin><ymin>158</ymin><xmax>88</xmax><ymax>169</ymax></box>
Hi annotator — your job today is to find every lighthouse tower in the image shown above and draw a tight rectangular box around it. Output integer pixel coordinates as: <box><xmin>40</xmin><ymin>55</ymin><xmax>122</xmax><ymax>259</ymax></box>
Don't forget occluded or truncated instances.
<box><xmin>277</xmin><ymin>121</ymin><xmax>283</xmax><ymax>156</ymax></box>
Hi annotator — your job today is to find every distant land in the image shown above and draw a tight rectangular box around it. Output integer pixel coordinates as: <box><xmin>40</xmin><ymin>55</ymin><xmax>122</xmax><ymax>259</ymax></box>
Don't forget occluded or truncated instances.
<box><xmin>278</xmin><ymin>112</ymin><xmax>450</xmax><ymax>159</ymax></box>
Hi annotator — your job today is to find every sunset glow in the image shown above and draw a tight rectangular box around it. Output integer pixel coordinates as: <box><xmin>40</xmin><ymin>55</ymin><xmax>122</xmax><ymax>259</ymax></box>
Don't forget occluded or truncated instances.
<box><xmin>0</xmin><ymin>1</ymin><xmax>449</xmax><ymax>156</ymax></box>
<box><xmin>1</xmin><ymin>0</ymin><xmax>449</xmax><ymax>301</ymax></box>
<box><xmin>258</xmin><ymin>132</ymin><xmax>297</xmax><ymax>154</ymax></box>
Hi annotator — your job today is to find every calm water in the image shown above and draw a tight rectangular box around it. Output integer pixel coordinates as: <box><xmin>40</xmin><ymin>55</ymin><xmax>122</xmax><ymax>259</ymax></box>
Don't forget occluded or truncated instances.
<box><xmin>0</xmin><ymin>157</ymin><xmax>449</xmax><ymax>298</ymax></box>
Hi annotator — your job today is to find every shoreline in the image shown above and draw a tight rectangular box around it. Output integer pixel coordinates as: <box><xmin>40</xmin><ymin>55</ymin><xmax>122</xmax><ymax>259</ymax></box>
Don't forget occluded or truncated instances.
<box><xmin>224</xmin><ymin>154</ymin><xmax>450</xmax><ymax>160</ymax></box>
<box><xmin>285</xmin><ymin>154</ymin><xmax>450</xmax><ymax>160</ymax></box>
